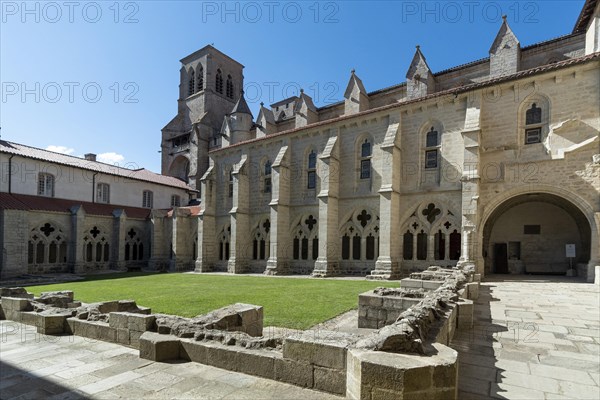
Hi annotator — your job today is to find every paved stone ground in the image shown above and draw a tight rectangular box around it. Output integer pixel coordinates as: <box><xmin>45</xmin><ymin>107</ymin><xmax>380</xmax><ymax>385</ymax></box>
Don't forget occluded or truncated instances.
<box><xmin>1</xmin><ymin>275</ymin><xmax>598</xmax><ymax>399</ymax></box>
<box><xmin>450</xmin><ymin>275</ymin><xmax>600</xmax><ymax>400</ymax></box>
<box><xmin>0</xmin><ymin>322</ymin><xmax>341</xmax><ymax>399</ymax></box>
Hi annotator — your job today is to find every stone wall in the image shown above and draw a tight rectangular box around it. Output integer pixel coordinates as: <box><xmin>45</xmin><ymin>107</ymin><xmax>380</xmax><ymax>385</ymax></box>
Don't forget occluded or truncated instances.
<box><xmin>0</xmin><ymin>279</ymin><xmax>475</xmax><ymax>399</ymax></box>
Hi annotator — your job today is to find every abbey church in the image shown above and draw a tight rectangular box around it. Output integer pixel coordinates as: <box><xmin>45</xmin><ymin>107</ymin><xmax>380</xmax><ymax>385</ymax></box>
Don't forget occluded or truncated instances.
<box><xmin>2</xmin><ymin>0</ymin><xmax>599</xmax><ymax>282</ymax></box>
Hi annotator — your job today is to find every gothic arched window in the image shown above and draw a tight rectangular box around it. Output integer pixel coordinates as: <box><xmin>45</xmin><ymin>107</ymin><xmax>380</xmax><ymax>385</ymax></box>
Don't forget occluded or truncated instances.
<box><xmin>307</xmin><ymin>150</ymin><xmax>317</xmax><ymax>189</ymax></box>
<box><xmin>360</xmin><ymin>139</ymin><xmax>372</xmax><ymax>179</ymax></box>
<box><xmin>216</xmin><ymin>69</ymin><xmax>224</xmax><ymax>94</ymax></box>
<box><xmin>188</xmin><ymin>70</ymin><xmax>195</xmax><ymax>96</ymax></box>
<box><xmin>264</xmin><ymin>161</ymin><xmax>272</xmax><ymax>193</ymax></box>
<box><xmin>226</xmin><ymin>74</ymin><xmax>234</xmax><ymax>99</ymax></box>
<box><xmin>197</xmin><ymin>65</ymin><xmax>204</xmax><ymax>92</ymax></box>
<box><xmin>425</xmin><ymin>127</ymin><xmax>439</xmax><ymax>169</ymax></box>
<box><xmin>525</xmin><ymin>103</ymin><xmax>543</xmax><ymax>144</ymax></box>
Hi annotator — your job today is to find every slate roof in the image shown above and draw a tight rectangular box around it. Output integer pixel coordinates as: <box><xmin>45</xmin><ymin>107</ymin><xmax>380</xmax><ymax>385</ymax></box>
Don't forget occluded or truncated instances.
<box><xmin>0</xmin><ymin>141</ymin><xmax>191</xmax><ymax>190</ymax></box>
<box><xmin>231</xmin><ymin>93</ymin><xmax>253</xmax><ymax>116</ymax></box>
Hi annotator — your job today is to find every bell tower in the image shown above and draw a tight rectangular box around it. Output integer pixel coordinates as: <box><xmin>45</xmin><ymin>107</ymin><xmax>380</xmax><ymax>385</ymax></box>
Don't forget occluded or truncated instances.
<box><xmin>161</xmin><ymin>45</ymin><xmax>245</xmax><ymax>192</ymax></box>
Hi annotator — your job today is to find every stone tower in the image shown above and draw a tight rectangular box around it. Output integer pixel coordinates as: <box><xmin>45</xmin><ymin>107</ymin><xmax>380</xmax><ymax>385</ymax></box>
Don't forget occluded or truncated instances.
<box><xmin>161</xmin><ymin>45</ymin><xmax>245</xmax><ymax>192</ymax></box>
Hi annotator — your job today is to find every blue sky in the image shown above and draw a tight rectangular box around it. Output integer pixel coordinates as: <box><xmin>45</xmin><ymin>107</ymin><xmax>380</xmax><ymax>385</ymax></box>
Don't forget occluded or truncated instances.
<box><xmin>1</xmin><ymin>0</ymin><xmax>584</xmax><ymax>172</ymax></box>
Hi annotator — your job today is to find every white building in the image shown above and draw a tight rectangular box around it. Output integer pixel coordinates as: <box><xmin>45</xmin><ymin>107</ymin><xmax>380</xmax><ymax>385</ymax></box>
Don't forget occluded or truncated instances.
<box><xmin>0</xmin><ymin>141</ymin><xmax>193</xmax><ymax>278</ymax></box>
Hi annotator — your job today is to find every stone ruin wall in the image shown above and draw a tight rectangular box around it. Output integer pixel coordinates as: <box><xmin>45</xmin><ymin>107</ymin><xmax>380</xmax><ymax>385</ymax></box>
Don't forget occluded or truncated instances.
<box><xmin>0</xmin><ymin>265</ymin><xmax>480</xmax><ymax>399</ymax></box>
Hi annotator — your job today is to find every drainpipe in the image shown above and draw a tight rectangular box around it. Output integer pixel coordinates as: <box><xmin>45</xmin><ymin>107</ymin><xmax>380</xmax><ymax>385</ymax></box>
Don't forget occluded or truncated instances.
<box><xmin>92</xmin><ymin>172</ymin><xmax>98</xmax><ymax>203</ymax></box>
<box><xmin>8</xmin><ymin>155</ymin><xmax>14</xmax><ymax>194</ymax></box>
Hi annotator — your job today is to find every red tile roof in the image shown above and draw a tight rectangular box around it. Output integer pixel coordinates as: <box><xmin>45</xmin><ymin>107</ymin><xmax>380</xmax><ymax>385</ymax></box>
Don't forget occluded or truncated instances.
<box><xmin>574</xmin><ymin>0</ymin><xmax>598</xmax><ymax>33</ymax></box>
<box><xmin>166</xmin><ymin>205</ymin><xmax>201</xmax><ymax>217</ymax></box>
<box><xmin>0</xmin><ymin>193</ymin><xmax>152</xmax><ymax>219</ymax></box>
<box><xmin>0</xmin><ymin>141</ymin><xmax>192</xmax><ymax>190</ymax></box>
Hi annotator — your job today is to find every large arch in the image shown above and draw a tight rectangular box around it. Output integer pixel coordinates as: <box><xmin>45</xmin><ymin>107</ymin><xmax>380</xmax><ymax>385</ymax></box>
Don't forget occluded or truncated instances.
<box><xmin>480</xmin><ymin>187</ymin><xmax>596</xmax><ymax>277</ymax></box>
<box><xmin>169</xmin><ymin>155</ymin><xmax>190</xmax><ymax>183</ymax></box>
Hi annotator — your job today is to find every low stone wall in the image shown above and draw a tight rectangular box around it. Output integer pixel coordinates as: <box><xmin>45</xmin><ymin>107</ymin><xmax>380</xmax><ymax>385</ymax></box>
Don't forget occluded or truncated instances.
<box><xmin>359</xmin><ymin>266</ymin><xmax>480</xmax><ymax>333</ymax></box>
<box><xmin>347</xmin><ymin>343</ymin><xmax>458</xmax><ymax>399</ymax></box>
<box><xmin>0</xmin><ymin>269</ymin><xmax>479</xmax><ymax>399</ymax></box>
<box><xmin>358</xmin><ymin>288</ymin><xmax>425</xmax><ymax>329</ymax></box>
<box><xmin>139</xmin><ymin>329</ymin><xmax>352</xmax><ymax>395</ymax></box>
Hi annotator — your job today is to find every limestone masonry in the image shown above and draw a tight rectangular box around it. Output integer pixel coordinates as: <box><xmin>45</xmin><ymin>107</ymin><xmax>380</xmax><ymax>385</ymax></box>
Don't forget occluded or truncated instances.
<box><xmin>1</xmin><ymin>0</ymin><xmax>599</xmax><ymax>281</ymax></box>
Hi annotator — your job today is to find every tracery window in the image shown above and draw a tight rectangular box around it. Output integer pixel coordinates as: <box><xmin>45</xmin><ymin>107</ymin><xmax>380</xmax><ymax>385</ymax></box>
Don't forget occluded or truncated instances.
<box><xmin>28</xmin><ymin>223</ymin><xmax>68</xmax><ymax>266</ymax></box>
<box><xmin>218</xmin><ymin>225</ymin><xmax>231</xmax><ymax>261</ymax></box>
<box><xmin>340</xmin><ymin>209</ymin><xmax>379</xmax><ymax>262</ymax></box>
<box><xmin>252</xmin><ymin>219</ymin><xmax>270</xmax><ymax>260</ymax></box>
<box><xmin>292</xmin><ymin>215</ymin><xmax>318</xmax><ymax>261</ymax></box>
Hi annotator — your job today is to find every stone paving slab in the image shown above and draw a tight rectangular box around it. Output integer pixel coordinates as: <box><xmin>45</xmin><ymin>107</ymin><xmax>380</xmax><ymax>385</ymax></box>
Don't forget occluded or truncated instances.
<box><xmin>0</xmin><ymin>321</ymin><xmax>341</xmax><ymax>399</ymax></box>
<box><xmin>451</xmin><ymin>275</ymin><xmax>600</xmax><ymax>400</ymax></box>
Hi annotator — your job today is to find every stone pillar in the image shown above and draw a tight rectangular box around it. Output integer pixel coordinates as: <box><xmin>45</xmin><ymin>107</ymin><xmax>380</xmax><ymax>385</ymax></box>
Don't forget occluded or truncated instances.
<box><xmin>196</xmin><ymin>165</ymin><xmax>217</xmax><ymax>272</ymax></box>
<box><xmin>313</xmin><ymin>133</ymin><xmax>340</xmax><ymax>277</ymax></box>
<box><xmin>228</xmin><ymin>156</ymin><xmax>250</xmax><ymax>274</ymax></box>
<box><xmin>0</xmin><ymin>209</ymin><xmax>28</xmax><ymax>279</ymax></box>
<box><xmin>112</xmin><ymin>209</ymin><xmax>127</xmax><ymax>271</ymax></box>
<box><xmin>587</xmin><ymin>212</ymin><xmax>600</xmax><ymax>283</ymax></box>
<box><xmin>428</xmin><ymin>235</ymin><xmax>435</xmax><ymax>262</ymax></box>
<box><xmin>372</xmin><ymin>113</ymin><xmax>402</xmax><ymax>279</ymax></box>
<box><xmin>69</xmin><ymin>205</ymin><xmax>86</xmax><ymax>273</ymax></box>
<box><xmin>171</xmin><ymin>208</ymin><xmax>194</xmax><ymax>271</ymax></box>
<box><xmin>265</xmin><ymin>146</ymin><xmax>291</xmax><ymax>275</ymax></box>
<box><xmin>148</xmin><ymin>210</ymin><xmax>169</xmax><ymax>271</ymax></box>
<box><xmin>444</xmin><ymin>233</ymin><xmax>450</xmax><ymax>262</ymax></box>
<box><xmin>458</xmin><ymin>94</ymin><xmax>482</xmax><ymax>274</ymax></box>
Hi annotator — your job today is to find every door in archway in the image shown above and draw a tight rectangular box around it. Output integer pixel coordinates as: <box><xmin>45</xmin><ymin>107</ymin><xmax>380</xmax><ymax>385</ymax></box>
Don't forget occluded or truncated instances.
<box><xmin>483</xmin><ymin>193</ymin><xmax>592</xmax><ymax>276</ymax></box>
<box><xmin>494</xmin><ymin>243</ymin><xmax>508</xmax><ymax>274</ymax></box>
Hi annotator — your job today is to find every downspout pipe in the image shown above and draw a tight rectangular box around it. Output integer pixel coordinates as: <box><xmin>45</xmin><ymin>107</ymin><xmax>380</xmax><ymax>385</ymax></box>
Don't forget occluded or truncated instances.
<box><xmin>92</xmin><ymin>172</ymin><xmax>98</xmax><ymax>203</ymax></box>
<box><xmin>8</xmin><ymin>155</ymin><xmax>14</xmax><ymax>194</ymax></box>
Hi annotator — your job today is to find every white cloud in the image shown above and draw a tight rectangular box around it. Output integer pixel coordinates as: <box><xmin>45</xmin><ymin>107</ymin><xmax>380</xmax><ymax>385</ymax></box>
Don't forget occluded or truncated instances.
<box><xmin>97</xmin><ymin>152</ymin><xmax>125</xmax><ymax>164</ymax></box>
<box><xmin>46</xmin><ymin>145</ymin><xmax>74</xmax><ymax>155</ymax></box>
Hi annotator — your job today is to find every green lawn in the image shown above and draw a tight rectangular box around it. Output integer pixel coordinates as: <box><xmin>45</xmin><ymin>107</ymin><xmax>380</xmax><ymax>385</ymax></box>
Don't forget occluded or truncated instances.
<box><xmin>26</xmin><ymin>273</ymin><xmax>398</xmax><ymax>329</ymax></box>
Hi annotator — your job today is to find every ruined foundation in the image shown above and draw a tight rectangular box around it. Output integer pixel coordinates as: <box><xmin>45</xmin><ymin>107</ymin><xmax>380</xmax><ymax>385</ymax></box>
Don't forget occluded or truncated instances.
<box><xmin>0</xmin><ymin>265</ymin><xmax>480</xmax><ymax>399</ymax></box>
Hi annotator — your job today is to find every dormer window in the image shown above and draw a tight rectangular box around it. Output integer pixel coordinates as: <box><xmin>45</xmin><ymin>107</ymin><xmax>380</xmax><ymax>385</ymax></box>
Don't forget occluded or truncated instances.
<box><xmin>525</xmin><ymin>103</ymin><xmax>542</xmax><ymax>144</ymax></box>
<box><xmin>216</xmin><ymin>69</ymin><xmax>223</xmax><ymax>94</ymax></box>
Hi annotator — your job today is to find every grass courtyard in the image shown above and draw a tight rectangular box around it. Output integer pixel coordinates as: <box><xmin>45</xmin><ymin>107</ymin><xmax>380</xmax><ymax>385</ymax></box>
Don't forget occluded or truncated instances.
<box><xmin>26</xmin><ymin>273</ymin><xmax>399</xmax><ymax>329</ymax></box>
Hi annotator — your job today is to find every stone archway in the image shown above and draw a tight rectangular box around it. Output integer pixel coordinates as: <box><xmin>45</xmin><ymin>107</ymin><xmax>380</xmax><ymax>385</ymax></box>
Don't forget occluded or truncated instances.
<box><xmin>482</xmin><ymin>192</ymin><xmax>592</xmax><ymax>276</ymax></box>
<box><xmin>168</xmin><ymin>155</ymin><xmax>190</xmax><ymax>183</ymax></box>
